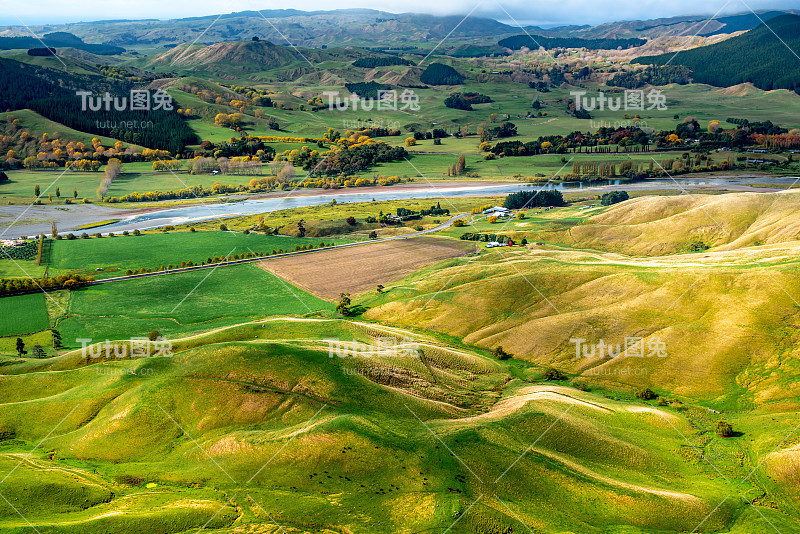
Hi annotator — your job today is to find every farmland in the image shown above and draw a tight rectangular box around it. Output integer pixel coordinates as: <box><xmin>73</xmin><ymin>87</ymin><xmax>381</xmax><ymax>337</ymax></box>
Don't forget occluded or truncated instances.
<box><xmin>53</xmin><ymin>264</ymin><xmax>333</xmax><ymax>345</ymax></box>
<box><xmin>259</xmin><ymin>236</ymin><xmax>477</xmax><ymax>299</ymax></box>
<box><xmin>47</xmin><ymin>231</ymin><xmax>349</xmax><ymax>278</ymax></box>
<box><xmin>2</xmin><ymin>3</ymin><xmax>800</xmax><ymax>533</ymax></box>
<box><xmin>0</xmin><ymin>292</ymin><xmax>49</xmax><ymax>336</ymax></box>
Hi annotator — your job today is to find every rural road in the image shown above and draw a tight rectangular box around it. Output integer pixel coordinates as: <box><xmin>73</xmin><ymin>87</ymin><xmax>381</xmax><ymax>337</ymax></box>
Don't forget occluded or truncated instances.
<box><xmin>87</xmin><ymin>213</ymin><xmax>471</xmax><ymax>287</ymax></box>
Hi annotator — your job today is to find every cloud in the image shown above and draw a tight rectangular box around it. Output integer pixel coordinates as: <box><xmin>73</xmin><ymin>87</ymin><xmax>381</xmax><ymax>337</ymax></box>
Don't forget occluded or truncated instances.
<box><xmin>1</xmin><ymin>0</ymin><xmax>796</xmax><ymax>28</ymax></box>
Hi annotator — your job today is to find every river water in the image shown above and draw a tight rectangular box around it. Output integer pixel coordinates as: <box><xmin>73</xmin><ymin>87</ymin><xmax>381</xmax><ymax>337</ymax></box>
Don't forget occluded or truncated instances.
<box><xmin>1</xmin><ymin>176</ymin><xmax>796</xmax><ymax>236</ymax></box>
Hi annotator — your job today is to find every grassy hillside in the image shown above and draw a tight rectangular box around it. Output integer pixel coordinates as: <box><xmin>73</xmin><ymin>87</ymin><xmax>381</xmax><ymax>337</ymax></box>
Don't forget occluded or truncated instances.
<box><xmin>0</xmin><ymin>318</ymin><xmax>795</xmax><ymax>533</ymax></box>
<box><xmin>362</xmin><ymin>192</ymin><xmax>800</xmax><ymax>410</ymax></box>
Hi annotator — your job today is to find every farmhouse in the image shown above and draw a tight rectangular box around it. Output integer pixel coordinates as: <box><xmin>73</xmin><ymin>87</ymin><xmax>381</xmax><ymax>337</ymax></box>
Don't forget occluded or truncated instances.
<box><xmin>483</xmin><ymin>206</ymin><xmax>511</xmax><ymax>217</ymax></box>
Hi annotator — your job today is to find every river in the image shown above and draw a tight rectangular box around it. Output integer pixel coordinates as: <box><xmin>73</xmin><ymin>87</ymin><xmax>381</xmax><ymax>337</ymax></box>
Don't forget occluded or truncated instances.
<box><xmin>0</xmin><ymin>175</ymin><xmax>796</xmax><ymax>237</ymax></box>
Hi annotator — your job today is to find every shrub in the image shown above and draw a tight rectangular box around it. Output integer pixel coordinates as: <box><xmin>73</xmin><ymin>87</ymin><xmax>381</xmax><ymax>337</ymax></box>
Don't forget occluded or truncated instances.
<box><xmin>601</xmin><ymin>191</ymin><xmax>630</xmax><ymax>206</ymax></box>
<box><xmin>636</xmin><ymin>387</ymin><xmax>657</xmax><ymax>400</ymax></box>
<box><xmin>542</xmin><ymin>367</ymin><xmax>568</xmax><ymax>381</ymax></box>
<box><xmin>494</xmin><ymin>346</ymin><xmax>512</xmax><ymax>360</ymax></box>
<box><xmin>716</xmin><ymin>420</ymin><xmax>734</xmax><ymax>437</ymax></box>
<box><xmin>452</xmin><ymin>218</ymin><xmax>466</xmax><ymax>227</ymax></box>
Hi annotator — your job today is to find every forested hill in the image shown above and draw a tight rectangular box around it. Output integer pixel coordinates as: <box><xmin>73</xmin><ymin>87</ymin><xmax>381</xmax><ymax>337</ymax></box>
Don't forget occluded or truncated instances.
<box><xmin>0</xmin><ymin>58</ymin><xmax>119</xmax><ymax>111</ymax></box>
<box><xmin>499</xmin><ymin>34</ymin><xmax>645</xmax><ymax>50</ymax></box>
<box><xmin>634</xmin><ymin>14</ymin><xmax>800</xmax><ymax>92</ymax></box>
<box><xmin>0</xmin><ymin>32</ymin><xmax>124</xmax><ymax>55</ymax></box>
<box><xmin>0</xmin><ymin>58</ymin><xmax>196</xmax><ymax>154</ymax></box>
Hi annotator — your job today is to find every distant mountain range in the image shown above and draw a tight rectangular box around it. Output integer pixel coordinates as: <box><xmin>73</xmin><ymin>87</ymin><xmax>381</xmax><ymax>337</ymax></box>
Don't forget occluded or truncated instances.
<box><xmin>1</xmin><ymin>8</ymin><xmax>797</xmax><ymax>49</ymax></box>
<box><xmin>635</xmin><ymin>14</ymin><xmax>800</xmax><ymax>93</ymax></box>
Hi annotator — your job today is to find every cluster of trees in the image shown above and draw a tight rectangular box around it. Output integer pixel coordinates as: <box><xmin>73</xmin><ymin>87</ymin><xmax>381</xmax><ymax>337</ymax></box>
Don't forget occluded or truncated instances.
<box><xmin>299</xmin><ymin>174</ymin><xmax>407</xmax><ymax>190</ymax></box>
<box><xmin>313</xmin><ymin>144</ymin><xmax>408</xmax><ymax>176</ymax></box>
<box><xmin>504</xmin><ymin>190</ymin><xmax>566</xmax><ymax>209</ymax></box>
<box><xmin>752</xmin><ymin>133</ymin><xmax>800</xmax><ymax>149</ymax></box>
<box><xmin>607</xmin><ymin>66</ymin><xmax>693</xmax><ymax>89</ymax></box>
<box><xmin>650</xmin><ymin>118</ymin><xmax>799</xmax><ymax>152</ymax></box>
<box><xmin>225</xmin><ymin>84</ymin><xmax>274</xmax><ymax>106</ymax></box>
<box><xmin>601</xmin><ymin>191</ymin><xmax>630</xmax><ymax>206</ymax></box>
<box><xmin>214</xmin><ymin>113</ymin><xmax>245</xmax><ymax>129</ymax></box>
<box><xmin>208</xmin><ymin>137</ymin><xmax>278</xmax><ymax>159</ymax></box>
<box><xmin>447</xmin><ymin>155</ymin><xmax>467</xmax><ymax>176</ymax></box>
<box><xmin>491</xmin><ymin>127</ymin><xmax>651</xmax><ymax>157</ymax></box>
<box><xmin>103</xmin><ymin>183</ymin><xmax>241</xmax><ymax>203</ymax></box>
<box><xmin>344</xmin><ymin>81</ymin><xmax>391</xmax><ymax>100</ymax></box>
<box><xmin>477</xmin><ymin>122</ymin><xmax>517</xmax><ymax>143</ymax></box>
<box><xmin>352</xmin><ymin>57</ymin><xmax>411</xmax><ymax>68</ymax></box>
<box><xmin>726</xmin><ymin>118</ymin><xmax>787</xmax><ymax>136</ymax></box>
<box><xmin>498</xmin><ymin>34</ymin><xmax>645</xmax><ymax>50</ymax></box>
<box><xmin>443</xmin><ymin>92</ymin><xmax>493</xmax><ymax>111</ymax></box>
<box><xmin>570</xmin><ymin>161</ymin><xmax>619</xmax><ymax>178</ymax></box>
<box><xmin>0</xmin><ymin>240</ymin><xmax>37</xmax><ymax>260</ymax></box>
<box><xmin>28</xmin><ymin>98</ymin><xmax>197</xmax><ymax>154</ymax></box>
<box><xmin>420</xmin><ymin>63</ymin><xmax>465</xmax><ymax>85</ymax></box>
<box><xmin>459</xmin><ymin>232</ymin><xmax>514</xmax><ymax>244</ymax></box>
<box><xmin>178</xmin><ymin>83</ymin><xmax>274</xmax><ymax>109</ymax></box>
<box><xmin>97</xmin><ymin>158</ymin><xmax>122</xmax><ymax>198</ymax></box>
<box><xmin>0</xmin><ymin>274</ymin><xmax>92</xmax><ymax>296</ymax></box>
<box><xmin>27</xmin><ymin>47</ymin><xmax>57</xmax><ymax>57</ymax></box>
<box><xmin>151</xmin><ymin>160</ymin><xmax>183</xmax><ymax>172</ymax></box>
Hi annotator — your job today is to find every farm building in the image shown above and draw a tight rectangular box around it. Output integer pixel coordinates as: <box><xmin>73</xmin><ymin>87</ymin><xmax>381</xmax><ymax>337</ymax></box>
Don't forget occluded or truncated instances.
<box><xmin>483</xmin><ymin>206</ymin><xmax>511</xmax><ymax>217</ymax></box>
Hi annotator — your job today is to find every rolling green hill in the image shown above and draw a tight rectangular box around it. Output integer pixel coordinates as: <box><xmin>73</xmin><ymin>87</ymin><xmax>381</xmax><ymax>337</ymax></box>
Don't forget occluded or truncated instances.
<box><xmin>0</xmin><ymin>318</ymin><xmax>795</xmax><ymax>533</ymax></box>
<box><xmin>363</xmin><ymin>192</ymin><xmax>800</xmax><ymax>408</ymax></box>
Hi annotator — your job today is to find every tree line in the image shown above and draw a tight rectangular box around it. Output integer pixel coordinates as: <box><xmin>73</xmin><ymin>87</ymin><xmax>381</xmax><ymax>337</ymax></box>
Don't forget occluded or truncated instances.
<box><xmin>499</xmin><ymin>34</ymin><xmax>645</xmax><ymax>51</ymax></box>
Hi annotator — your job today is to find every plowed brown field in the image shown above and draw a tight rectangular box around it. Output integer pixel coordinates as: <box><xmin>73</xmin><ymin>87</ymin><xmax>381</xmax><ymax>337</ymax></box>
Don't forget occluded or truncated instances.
<box><xmin>257</xmin><ymin>237</ymin><xmax>476</xmax><ymax>300</ymax></box>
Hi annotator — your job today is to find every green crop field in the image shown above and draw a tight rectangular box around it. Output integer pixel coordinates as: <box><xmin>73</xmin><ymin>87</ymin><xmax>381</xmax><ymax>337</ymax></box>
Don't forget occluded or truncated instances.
<box><xmin>55</xmin><ymin>263</ymin><xmax>333</xmax><ymax>345</ymax></box>
<box><xmin>0</xmin><ymin>292</ymin><xmax>50</xmax><ymax>336</ymax></box>
<box><xmin>48</xmin><ymin>231</ymin><xmax>348</xmax><ymax>278</ymax></box>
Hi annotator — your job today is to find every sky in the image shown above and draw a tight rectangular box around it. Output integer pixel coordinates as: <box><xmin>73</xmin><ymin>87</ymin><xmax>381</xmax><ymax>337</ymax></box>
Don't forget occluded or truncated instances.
<box><xmin>0</xmin><ymin>0</ymin><xmax>796</xmax><ymax>27</ymax></box>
